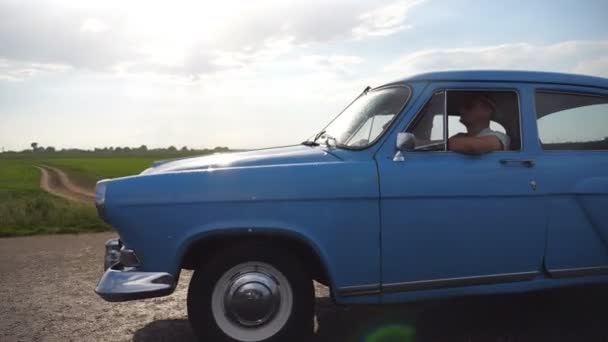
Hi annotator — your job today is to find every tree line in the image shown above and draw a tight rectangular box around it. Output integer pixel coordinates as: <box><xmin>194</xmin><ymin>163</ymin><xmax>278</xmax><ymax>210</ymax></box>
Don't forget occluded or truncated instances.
<box><xmin>1</xmin><ymin>142</ymin><xmax>231</xmax><ymax>154</ymax></box>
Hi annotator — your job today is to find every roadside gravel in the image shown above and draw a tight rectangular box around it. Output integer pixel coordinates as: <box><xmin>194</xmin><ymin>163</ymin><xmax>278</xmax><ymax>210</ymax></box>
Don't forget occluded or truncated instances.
<box><xmin>1</xmin><ymin>232</ymin><xmax>608</xmax><ymax>342</ymax></box>
<box><xmin>0</xmin><ymin>232</ymin><xmax>330</xmax><ymax>342</ymax></box>
<box><xmin>0</xmin><ymin>232</ymin><xmax>182</xmax><ymax>342</ymax></box>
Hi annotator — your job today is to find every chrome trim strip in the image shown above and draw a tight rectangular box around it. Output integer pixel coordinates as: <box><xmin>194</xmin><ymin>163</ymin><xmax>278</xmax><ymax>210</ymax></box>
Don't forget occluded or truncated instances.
<box><xmin>382</xmin><ymin>271</ymin><xmax>538</xmax><ymax>293</ymax></box>
<box><xmin>336</xmin><ymin>283</ymin><xmax>381</xmax><ymax>297</ymax></box>
<box><xmin>549</xmin><ymin>266</ymin><xmax>608</xmax><ymax>278</ymax></box>
<box><xmin>443</xmin><ymin>89</ymin><xmax>448</xmax><ymax>150</ymax></box>
<box><xmin>535</xmin><ymin>89</ymin><xmax>607</xmax><ymax>99</ymax></box>
<box><xmin>336</xmin><ymin>271</ymin><xmax>539</xmax><ymax>297</ymax></box>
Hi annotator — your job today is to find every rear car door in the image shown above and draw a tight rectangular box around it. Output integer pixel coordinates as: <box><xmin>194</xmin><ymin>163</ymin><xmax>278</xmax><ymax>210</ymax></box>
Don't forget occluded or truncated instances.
<box><xmin>533</xmin><ymin>86</ymin><xmax>608</xmax><ymax>277</ymax></box>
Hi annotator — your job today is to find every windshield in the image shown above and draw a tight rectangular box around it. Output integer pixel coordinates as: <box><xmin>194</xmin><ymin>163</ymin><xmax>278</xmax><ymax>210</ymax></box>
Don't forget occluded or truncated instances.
<box><xmin>316</xmin><ymin>86</ymin><xmax>411</xmax><ymax>148</ymax></box>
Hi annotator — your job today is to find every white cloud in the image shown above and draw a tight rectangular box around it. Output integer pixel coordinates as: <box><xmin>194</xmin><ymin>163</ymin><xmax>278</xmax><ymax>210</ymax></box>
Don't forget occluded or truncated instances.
<box><xmin>574</xmin><ymin>57</ymin><xmax>608</xmax><ymax>76</ymax></box>
<box><xmin>0</xmin><ymin>1</ymin><xmax>135</xmax><ymax>72</ymax></box>
<box><xmin>213</xmin><ymin>36</ymin><xmax>297</xmax><ymax>68</ymax></box>
<box><xmin>0</xmin><ymin>0</ymin><xmax>425</xmax><ymax>80</ymax></box>
<box><xmin>299</xmin><ymin>54</ymin><xmax>364</xmax><ymax>75</ymax></box>
<box><xmin>80</xmin><ymin>18</ymin><xmax>108</xmax><ymax>33</ymax></box>
<box><xmin>0</xmin><ymin>59</ymin><xmax>71</xmax><ymax>81</ymax></box>
<box><xmin>385</xmin><ymin>40</ymin><xmax>608</xmax><ymax>77</ymax></box>
<box><xmin>353</xmin><ymin>0</ymin><xmax>426</xmax><ymax>38</ymax></box>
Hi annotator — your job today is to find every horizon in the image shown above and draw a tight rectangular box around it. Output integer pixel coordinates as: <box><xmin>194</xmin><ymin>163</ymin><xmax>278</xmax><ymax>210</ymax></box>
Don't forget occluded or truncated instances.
<box><xmin>0</xmin><ymin>143</ymin><xmax>237</xmax><ymax>153</ymax></box>
<box><xmin>1</xmin><ymin>0</ymin><xmax>607</xmax><ymax>151</ymax></box>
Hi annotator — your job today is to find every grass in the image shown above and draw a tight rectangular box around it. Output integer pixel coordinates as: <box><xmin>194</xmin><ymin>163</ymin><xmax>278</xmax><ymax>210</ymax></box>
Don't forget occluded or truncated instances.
<box><xmin>0</xmin><ymin>192</ymin><xmax>108</xmax><ymax>237</ymax></box>
<box><xmin>42</xmin><ymin>157</ymin><xmax>171</xmax><ymax>190</ymax></box>
<box><xmin>0</xmin><ymin>151</ymin><xmax>215</xmax><ymax>237</ymax></box>
<box><xmin>0</xmin><ymin>159</ymin><xmax>109</xmax><ymax>237</ymax></box>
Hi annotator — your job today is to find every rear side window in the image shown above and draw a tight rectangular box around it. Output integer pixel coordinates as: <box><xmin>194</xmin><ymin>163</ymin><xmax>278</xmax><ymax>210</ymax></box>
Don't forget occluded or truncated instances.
<box><xmin>536</xmin><ymin>92</ymin><xmax>608</xmax><ymax>150</ymax></box>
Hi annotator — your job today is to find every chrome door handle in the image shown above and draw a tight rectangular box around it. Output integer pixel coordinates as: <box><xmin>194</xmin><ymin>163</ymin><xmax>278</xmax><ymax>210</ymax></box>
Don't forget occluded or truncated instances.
<box><xmin>499</xmin><ymin>159</ymin><xmax>535</xmax><ymax>167</ymax></box>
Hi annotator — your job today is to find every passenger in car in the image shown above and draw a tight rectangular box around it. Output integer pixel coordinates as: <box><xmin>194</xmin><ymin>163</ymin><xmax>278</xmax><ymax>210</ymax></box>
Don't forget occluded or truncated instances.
<box><xmin>448</xmin><ymin>94</ymin><xmax>510</xmax><ymax>154</ymax></box>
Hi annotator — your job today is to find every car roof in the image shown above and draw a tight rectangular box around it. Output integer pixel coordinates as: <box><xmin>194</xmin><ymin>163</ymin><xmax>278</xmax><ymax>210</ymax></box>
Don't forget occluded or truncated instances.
<box><xmin>391</xmin><ymin>70</ymin><xmax>608</xmax><ymax>89</ymax></box>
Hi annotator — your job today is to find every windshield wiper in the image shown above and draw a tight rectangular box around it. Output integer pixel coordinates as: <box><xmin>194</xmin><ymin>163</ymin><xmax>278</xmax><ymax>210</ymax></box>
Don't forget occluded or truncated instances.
<box><xmin>301</xmin><ymin>129</ymin><xmax>326</xmax><ymax>147</ymax></box>
<box><xmin>301</xmin><ymin>130</ymin><xmax>342</xmax><ymax>148</ymax></box>
<box><xmin>313</xmin><ymin>129</ymin><xmax>326</xmax><ymax>142</ymax></box>
<box><xmin>301</xmin><ymin>140</ymin><xmax>319</xmax><ymax>146</ymax></box>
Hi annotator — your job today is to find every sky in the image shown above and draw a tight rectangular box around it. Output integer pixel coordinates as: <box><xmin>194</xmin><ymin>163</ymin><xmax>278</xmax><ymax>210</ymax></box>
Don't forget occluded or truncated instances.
<box><xmin>0</xmin><ymin>0</ymin><xmax>607</xmax><ymax>151</ymax></box>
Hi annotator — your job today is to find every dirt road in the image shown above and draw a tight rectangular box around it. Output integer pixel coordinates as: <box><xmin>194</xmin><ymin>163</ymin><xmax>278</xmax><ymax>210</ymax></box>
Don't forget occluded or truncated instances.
<box><xmin>37</xmin><ymin>165</ymin><xmax>95</xmax><ymax>204</ymax></box>
<box><xmin>1</xmin><ymin>233</ymin><xmax>608</xmax><ymax>341</ymax></box>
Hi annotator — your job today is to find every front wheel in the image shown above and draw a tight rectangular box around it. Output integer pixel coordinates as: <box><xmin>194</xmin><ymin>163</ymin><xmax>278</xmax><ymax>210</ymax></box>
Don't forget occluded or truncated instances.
<box><xmin>187</xmin><ymin>243</ymin><xmax>314</xmax><ymax>342</ymax></box>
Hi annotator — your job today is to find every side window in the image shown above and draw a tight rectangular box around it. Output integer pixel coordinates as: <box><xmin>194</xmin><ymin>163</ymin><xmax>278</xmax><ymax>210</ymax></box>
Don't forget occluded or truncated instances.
<box><xmin>406</xmin><ymin>91</ymin><xmax>446</xmax><ymax>151</ymax></box>
<box><xmin>536</xmin><ymin>92</ymin><xmax>608</xmax><ymax>150</ymax></box>
<box><xmin>448</xmin><ymin>117</ymin><xmax>506</xmax><ymax>136</ymax></box>
<box><xmin>406</xmin><ymin>90</ymin><xmax>521</xmax><ymax>151</ymax></box>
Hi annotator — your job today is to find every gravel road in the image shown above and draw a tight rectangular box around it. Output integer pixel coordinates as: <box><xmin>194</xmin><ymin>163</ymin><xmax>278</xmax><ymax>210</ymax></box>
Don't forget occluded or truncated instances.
<box><xmin>1</xmin><ymin>232</ymin><xmax>608</xmax><ymax>342</ymax></box>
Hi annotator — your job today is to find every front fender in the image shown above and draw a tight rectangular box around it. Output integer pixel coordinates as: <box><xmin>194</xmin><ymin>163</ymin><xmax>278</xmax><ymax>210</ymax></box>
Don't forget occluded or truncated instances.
<box><xmin>176</xmin><ymin>224</ymin><xmax>335</xmax><ymax>287</ymax></box>
<box><xmin>103</xmin><ymin>158</ymin><xmax>381</xmax><ymax>303</ymax></box>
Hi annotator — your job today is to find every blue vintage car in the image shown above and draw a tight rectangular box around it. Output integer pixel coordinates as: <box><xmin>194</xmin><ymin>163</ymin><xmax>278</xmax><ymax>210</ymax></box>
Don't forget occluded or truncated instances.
<box><xmin>95</xmin><ymin>70</ymin><xmax>608</xmax><ymax>342</ymax></box>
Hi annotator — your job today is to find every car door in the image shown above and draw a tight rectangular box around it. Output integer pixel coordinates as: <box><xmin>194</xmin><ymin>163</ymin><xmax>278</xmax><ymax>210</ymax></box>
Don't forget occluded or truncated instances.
<box><xmin>532</xmin><ymin>85</ymin><xmax>608</xmax><ymax>277</ymax></box>
<box><xmin>375</xmin><ymin>82</ymin><xmax>546</xmax><ymax>299</ymax></box>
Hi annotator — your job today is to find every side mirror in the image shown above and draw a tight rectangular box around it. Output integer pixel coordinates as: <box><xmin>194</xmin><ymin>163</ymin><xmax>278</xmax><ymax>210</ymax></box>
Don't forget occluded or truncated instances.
<box><xmin>396</xmin><ymin>132</ymin><xmax>416</xmax><ymax>151</ymax></box>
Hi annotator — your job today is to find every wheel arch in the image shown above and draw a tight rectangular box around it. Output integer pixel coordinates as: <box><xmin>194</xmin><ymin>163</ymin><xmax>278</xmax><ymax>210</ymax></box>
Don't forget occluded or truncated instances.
<box><xmin>178</xmin><ymin>228</ymin><xmax>334</xmax><ymax>288</ymax></box>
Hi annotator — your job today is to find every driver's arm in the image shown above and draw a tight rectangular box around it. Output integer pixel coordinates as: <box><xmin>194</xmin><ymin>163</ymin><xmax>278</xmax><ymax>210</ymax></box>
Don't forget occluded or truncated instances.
<box><xmin>448</xmin><ymin>135</ymin><xmax>503</xmax><ymax>155</ymax></box>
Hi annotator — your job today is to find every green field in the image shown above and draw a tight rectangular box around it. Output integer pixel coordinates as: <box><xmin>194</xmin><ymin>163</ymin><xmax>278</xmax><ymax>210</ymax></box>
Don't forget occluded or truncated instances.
<box><xmin>0</xmin><ymin>158</ymin><xmax>105</xmax><ymax>237</ymax></box>
<box><xmin>0</xmin><ymin>150</ymin><xmax>216</xmax><ymax>237</ymax></box>
<box><xmin>42</xmin><ymin>156</ymin><xmax>186</xmax><ymax>189</ymax></box>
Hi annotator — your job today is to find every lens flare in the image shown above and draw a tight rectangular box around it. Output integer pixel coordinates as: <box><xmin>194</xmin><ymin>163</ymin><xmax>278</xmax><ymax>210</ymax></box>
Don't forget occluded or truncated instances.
<box><xmin>364</xmin><ymin>324</ymin><xmax>416</xmax><ymax>342</ymax></box>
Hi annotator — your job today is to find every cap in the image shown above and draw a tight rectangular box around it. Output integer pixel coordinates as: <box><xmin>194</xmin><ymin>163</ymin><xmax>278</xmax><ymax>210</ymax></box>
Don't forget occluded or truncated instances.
<box><xmin>459</xmin><ymin>93</ymin><xmax>497</xmax><ymax>114</ymax></box>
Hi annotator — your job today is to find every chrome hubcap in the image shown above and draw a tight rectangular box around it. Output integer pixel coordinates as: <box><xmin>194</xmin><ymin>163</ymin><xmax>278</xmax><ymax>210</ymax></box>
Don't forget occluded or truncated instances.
<box><xmin>224</xmin><ymin>272</ymin><xmax>281</xmax><ymax>327</ymax></box>
<box><xmin>211</xmin><ymin>262</ymin><xmax>293</xmax><ymax>342</ymax></box>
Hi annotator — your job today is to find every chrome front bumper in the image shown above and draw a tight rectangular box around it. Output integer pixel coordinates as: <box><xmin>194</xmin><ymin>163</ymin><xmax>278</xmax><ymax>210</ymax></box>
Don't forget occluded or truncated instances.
<box><xmin>95</xmin><ymin>266</ymin><xmax>176</xmax><ymax>302</ymax></box>
<box><xmin>95</xmin><ymin>238</ymin><xmax>176</xmax><ymax>302</ymax></box>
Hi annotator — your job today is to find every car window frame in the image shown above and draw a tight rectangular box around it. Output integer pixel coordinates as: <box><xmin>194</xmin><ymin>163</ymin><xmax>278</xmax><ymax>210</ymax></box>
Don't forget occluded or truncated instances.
<box><xmin>534</xmin><ymin>89</ymin><xmax>608</xmax><ymax>153</ymax></box>
<box><xmin>403</xmin><ymin>87</ymin><xmax>523</xmax><ymax>153</ymax></box>
<box><xmin>405</xmin><ymin>90</ymin><xmax>448</xmax><ymax>151</ymax></box>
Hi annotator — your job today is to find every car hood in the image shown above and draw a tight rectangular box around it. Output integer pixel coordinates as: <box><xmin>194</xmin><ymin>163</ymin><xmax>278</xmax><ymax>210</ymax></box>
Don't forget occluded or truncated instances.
<box><xmin>140</xmin><ymin>145</ymin><xmax>341</xmax><ymax>175</ymax></box>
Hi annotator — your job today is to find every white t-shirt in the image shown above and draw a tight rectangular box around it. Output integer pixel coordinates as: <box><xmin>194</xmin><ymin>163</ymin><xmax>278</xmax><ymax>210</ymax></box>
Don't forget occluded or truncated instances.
<box><xmin>476</xmin><ymin>128</ymin><xmax>510</xmax><ymax>150</ymax></box>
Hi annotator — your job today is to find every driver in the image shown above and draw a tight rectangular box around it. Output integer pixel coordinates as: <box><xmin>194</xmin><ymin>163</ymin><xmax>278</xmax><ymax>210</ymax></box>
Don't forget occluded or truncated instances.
<box><xmin>448</xmin><ymin>94</ymin><xmax>510</xmax><ymax>154</ymax></box>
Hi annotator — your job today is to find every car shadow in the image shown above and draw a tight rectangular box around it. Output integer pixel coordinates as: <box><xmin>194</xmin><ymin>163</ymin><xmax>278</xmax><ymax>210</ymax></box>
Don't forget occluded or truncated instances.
<box><xmin>133</xmin><ymin>285</ymin><xmax>608</xmax><ymax>342</ymax></box>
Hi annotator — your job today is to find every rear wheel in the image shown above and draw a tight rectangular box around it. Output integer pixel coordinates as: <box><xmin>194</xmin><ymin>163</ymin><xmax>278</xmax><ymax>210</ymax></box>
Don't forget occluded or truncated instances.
<box><xmin>187</xmin><ymin>243</ymin><xmax>314</xmax><ymax>342</ymax></box>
